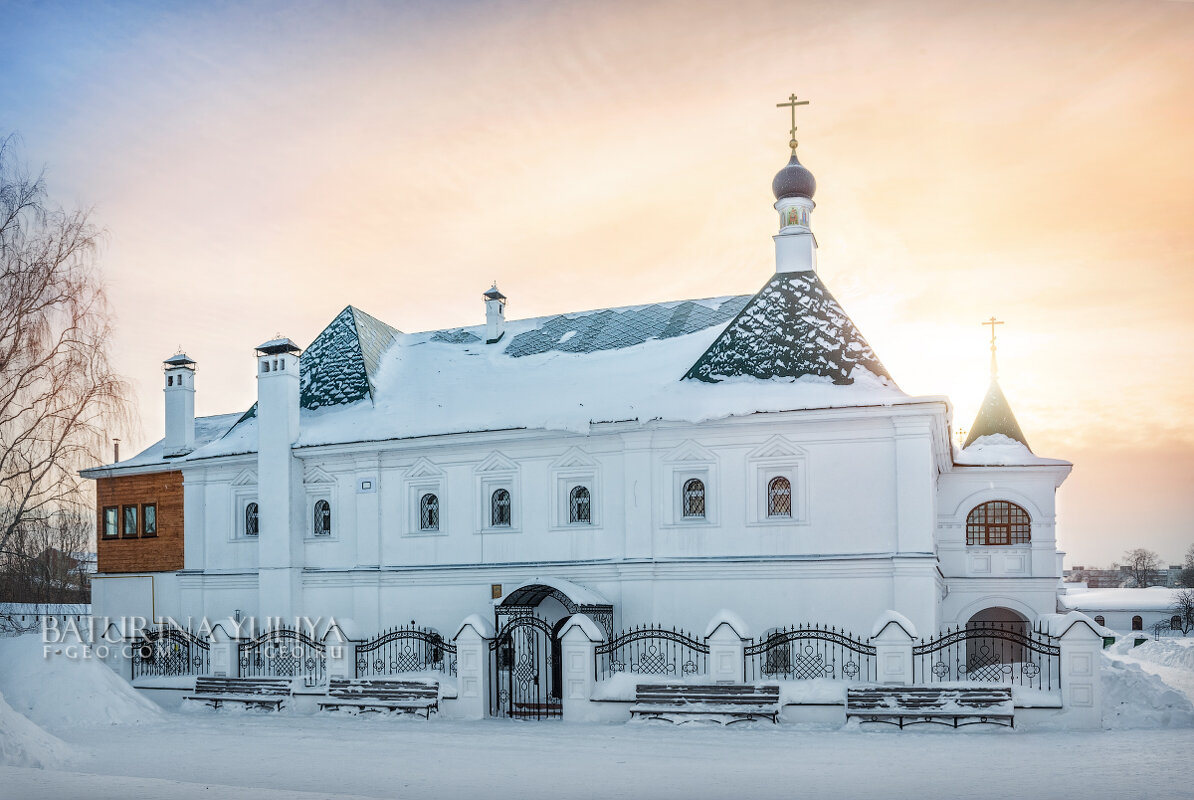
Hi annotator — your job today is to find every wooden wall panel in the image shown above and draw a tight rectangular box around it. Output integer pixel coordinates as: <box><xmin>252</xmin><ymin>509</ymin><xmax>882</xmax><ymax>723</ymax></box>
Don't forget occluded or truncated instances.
<box><xmin>96</xmin><ymin>471</ymin><xmax>184</xmax><ymax>573</ymax></box>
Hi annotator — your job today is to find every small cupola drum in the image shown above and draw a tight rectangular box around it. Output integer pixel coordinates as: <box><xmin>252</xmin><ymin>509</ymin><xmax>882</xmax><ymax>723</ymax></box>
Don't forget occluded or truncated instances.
<box><xmin>772</xmin><ymin>93</ymin><xmax>818</xmax><ymax>274</ymax></box>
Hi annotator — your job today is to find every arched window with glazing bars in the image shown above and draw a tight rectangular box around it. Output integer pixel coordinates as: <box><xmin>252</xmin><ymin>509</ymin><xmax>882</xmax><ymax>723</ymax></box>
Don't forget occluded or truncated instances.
<box><xmin>245</xmin><ymin>502</ymin><xmax>259</xmax><ymax>537</ymax></box>
<box><xmin>569</xmin><ymin>486</ymin><xmax>591</xmax><ymax>524</ymax></box>
<box><xmin>767</xmin><ymin>476</ymin><xmax>791</xmax><ymax>518</ymax></box>
<box><xmin>313</xmin><ymin>499</ymin><xmax>331</xmax><ymax>536</ymax></box>
<box><xmin>420</xmin><ymin>493</ymin><xmax>439</xmax><ymax>531</ymax></box>
<box><xmin>491</xmin><ymin>488</ymin><xmax>511</xmax><ymax>527</ymax></box>
<box><xmin>682</xmin><ymin>478</ymin><xmax>705</xmax><ymax>518</ymax></box>
<box><xmin>966</xmin><ymin>501</ymin><xmax>1031</xmax><ymax>545</ymax></box>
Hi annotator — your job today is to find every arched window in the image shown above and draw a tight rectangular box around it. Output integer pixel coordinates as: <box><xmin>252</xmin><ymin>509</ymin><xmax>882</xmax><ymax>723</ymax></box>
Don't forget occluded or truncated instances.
<box><xmin>313</xmin><ymin>499</ymin><xmax>331</xmax><ymax>536</ymax></box>
<box><xmin>491</xmin><ymin>489</ymin><xmax>511</xmax><ymax>527</ymax></box>
<box><xmin>767</xmin><ymin>476</ymin><xmax>792</xmax><ymax>518</ymax></box>
<box><xmin>682</xmin><ymin>478</ymin><xmax>706</xmax><ymax>518</ymax></box>
<box><xmin>1171</xmin><ymin>616</ymin><xmax>1182</xmax><ymax>630</ymax></box>
<box><xmin>245</xmin><ymin>502</ymin><xmax>259</xmax><ymax>537</ymax></box>
<box><xmin>420</xmin><ymin>493</ymin><xmax>439</xmax><ymax>531</ymax></box>
<box><xmin>1093</xmin><ymin>615</ymin><xmax>1105</xmax><ymax>627</ymax></box>
<box><xmin>1132</xmin><ymin>615</ymin><xmax>1143</xmax><ymax>631</ymax></box>
<box><xmin>569</xmin><ymin>486</ymin><xmax>591</xmax><ymax>524</ymax></box>
<box><xmin>965</xmin><ymin>501</ymin><xmax>1031</xmax><ymax>545</ymax></box>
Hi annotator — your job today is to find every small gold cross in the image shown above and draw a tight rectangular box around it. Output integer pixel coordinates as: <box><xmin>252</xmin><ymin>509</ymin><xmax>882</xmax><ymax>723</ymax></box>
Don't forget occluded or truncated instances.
<box><xmin>776</xmin><ymin>93</ymin><xmax>810</xmax><ymax>152</ymax></box>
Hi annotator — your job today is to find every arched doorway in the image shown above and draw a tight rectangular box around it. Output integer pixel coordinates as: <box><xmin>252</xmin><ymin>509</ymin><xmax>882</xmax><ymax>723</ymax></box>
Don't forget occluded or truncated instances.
<box><xmin>489</xmin><ymin>579</ymin><xmax>613</xmax><ymax>719</ymax></box>
<box><xmin>964</xmin><ymin>607</ymin><xmax>1030</xmax><ymax>679</ymax></box>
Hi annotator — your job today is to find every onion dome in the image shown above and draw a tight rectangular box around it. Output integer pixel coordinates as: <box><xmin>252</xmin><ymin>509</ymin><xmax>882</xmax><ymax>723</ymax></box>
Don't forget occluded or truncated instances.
<box><xmin>772</xmin><ymin>152</ymin><xmax>816</xmax><ymax>200</ymax></box>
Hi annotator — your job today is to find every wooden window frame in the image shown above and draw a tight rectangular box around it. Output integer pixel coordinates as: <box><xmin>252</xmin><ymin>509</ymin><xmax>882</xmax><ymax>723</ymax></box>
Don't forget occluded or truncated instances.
<box><xmin>102</xmin><ymin>506</ymin><xmax>119</xmax><ymax>539</ymax></box>
<box><xmin>141</xmin><ymin>503</ymin><xmax>157</xmax><ymax>537</ymax></box>
<box><xmin>965</xmin><ymin>501</ymin><xmax>1031</xmax><ymax>546</ymax></box>
<box><xmin>122</xmin><ymin>504</ymin><xmax>139</xmax><ymax>538</ymax></box>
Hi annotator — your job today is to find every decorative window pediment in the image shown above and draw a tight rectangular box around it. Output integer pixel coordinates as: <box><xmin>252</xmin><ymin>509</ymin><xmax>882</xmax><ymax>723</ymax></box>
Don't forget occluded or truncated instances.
<box><xmin>406</xmin><ymin>457</ymin><xmax>445</xmax><ymax>480</ymax></box>
<box><xmin>303</xmin><ymin>465</ymin><xmax>336</xmax><ymax>485</ymax></box>
<box><xmin>475</xmin><ymin>451</ymin><xmax>517</xmax><ymax>475</ymax></box>
<box><xmin>662</xmin><ymin>439</ymin><xmax>717</xmax><ymax>465</ymax></box>
<box><xmin>231</xmin><ymin>468</ymin><xmax>258</xmax><ymax>487</ymax></box>
<box><xmin>747</xmin><ymin>434</ymin><xmax>808</xmax><ymax>461</ymax></box>
<box><xmin>551</xmin><ymin>446</ymin><xmax>596</xmax><ymax>470</ymax></box>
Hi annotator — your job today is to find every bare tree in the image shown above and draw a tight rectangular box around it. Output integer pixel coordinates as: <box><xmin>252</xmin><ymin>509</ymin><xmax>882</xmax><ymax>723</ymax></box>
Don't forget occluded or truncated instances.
<box><xmin>1171</xmin><ymin>589</ymin><xmax>1194</xmax><ymax>636</ymax></box>
<box><xmin>1181</xmin><ymin>543</ymin><xmax>1194</xmax><ymax>589</ymax></box>
<box><xmin>0</xmin><ymin>133</ymin><xmax>130</xmax><ymax>603</ymax></box>
<box><xmin>1121</xmin><ymin>548</ymin><xmax>1163</xmax><ymax>588</ymax></box>
<box><xmin>0</xmin><ymin>509</ymin><xmax>93</xmax><ymax>633</ymax></box>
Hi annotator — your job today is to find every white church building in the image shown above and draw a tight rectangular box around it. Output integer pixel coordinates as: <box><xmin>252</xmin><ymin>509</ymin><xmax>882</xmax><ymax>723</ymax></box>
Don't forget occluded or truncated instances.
<box><xmin>83</xmin><ymin>130</ymin><xmax>1074</xmax><ymax>650</ymax></box>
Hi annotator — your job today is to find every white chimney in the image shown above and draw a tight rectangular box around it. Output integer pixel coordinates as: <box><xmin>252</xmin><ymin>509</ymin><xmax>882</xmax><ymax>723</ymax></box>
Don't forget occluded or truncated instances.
<box><xmin>254</xmin><ymin>336</ymin><xmax>302</xmax><ymax>620</ymax></box>
<box><xmin>484</xmin><ymin>283</ymin><xmax>507</xmax><ymax>344</ymax></box>
<box><xmin>162</xmin><ymin>353</ymin><xmax>196</xmax><ymax>457</ymax></box>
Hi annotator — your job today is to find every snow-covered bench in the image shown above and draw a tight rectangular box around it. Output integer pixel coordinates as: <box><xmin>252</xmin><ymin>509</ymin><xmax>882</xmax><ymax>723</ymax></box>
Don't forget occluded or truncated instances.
<box><xmin>318</xmin><ymin>678</ymin><xmax>439</xmax><ymax>718</ymax></box>
<box><xmin>185</xmin><ymin>676</ymin><xmax>292</xmax><ymax>710</ymax></box>
<box><xmin>846</xmin><ymin>686</ymin><xmax>1014</xmax><ymax>729</ymax></box>
<box><xmin>630</xmin><ymin>684</ymin><xmax>780</xmax><ymax>724</ymax></box>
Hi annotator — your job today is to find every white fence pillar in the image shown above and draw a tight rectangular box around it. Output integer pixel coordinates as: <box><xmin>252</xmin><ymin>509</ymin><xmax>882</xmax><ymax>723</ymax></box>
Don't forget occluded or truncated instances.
<box><xmin>209</xmin><ymin>622</ymin><xmax>238</xmax><ymax>678</ymax></box>
<box><xmin>98</xmin><ymin>621</ymin><xmax>134</xmax><ymax>680</ymax></box>
<box><xmin>560</xmin><ymin>615</ymin><xmax>604</xmax><ymax>721</ymax></box>
<box><xmin>452</xmin><ymin>614</ymin><xmax>494</xmax><ymax>720</ymax></box>
<box><xmin>871</xmin><ymin>612</ymin><xmax>915</xmax><ymax>685</ymax></box>
<box><xmin>1058</xmin><ymin>613</ymin><xmax>1103</xmax><ymax>729</ymax></box>
<box><xmin>705</xmin><ymin>612</ymin><xmax>749</xmax><ymax>682</ymax></box>
<box><xmin>323</xmin><ymin>623</ymin><xmax>357</xmax><ymax>680</ymax></box>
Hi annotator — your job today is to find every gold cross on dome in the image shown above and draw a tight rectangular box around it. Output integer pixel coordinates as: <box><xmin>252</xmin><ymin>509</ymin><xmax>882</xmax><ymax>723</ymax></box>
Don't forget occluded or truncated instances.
<box><xmin>776</xmin><ymin>93</ymin><xmax>809</xmax><ymax>152</ymax></box>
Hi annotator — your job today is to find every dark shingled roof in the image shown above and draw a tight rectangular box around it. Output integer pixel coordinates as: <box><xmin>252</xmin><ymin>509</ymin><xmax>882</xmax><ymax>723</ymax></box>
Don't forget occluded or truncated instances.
<box><xmin>684</xmin><ymin>271</ymin><xmax>893</xmax><ymax>385</ymax></box>
<box><xmin>228</xmin><ymin>306</ymin><xmax>400</xmax><ymax>427</ymax></box>
<box><xmin>300</xmin><ymin>306</ymin><xmax>400</xmax><ymax>409</ymax></box>
<box><xmin>505</xmin><ymin>298</ymin><xmax>749</xmax><ymax>359</ymax></box>
<box><xmin>963</xmin><ymin>379</ymin><xmax>1031</xmax><ymax>451</ymax></box>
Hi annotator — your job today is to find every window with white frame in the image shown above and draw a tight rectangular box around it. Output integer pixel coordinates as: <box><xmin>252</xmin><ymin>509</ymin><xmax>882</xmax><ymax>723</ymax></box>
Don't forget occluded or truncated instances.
<box><xmin>420</xmin><ymin>493</ymin><xmax>440</xmax><ymax>531</ymax></box>
<box><xmin>682</xmin><ymin>478</ymin><xmax>706</xmax><ymax>518</ymax></box>
<box><xmin>767</xmin><ymin>476</ymin><xmax>792</xmax><ymax>518</ymax></box>
<box><xmin>491</xmin><ymin>488</ymin><xmax>511</xmax><ymax>527</ymax></box>
<box><xmin>245</xmin><ymin>502</ymin><xmax>259</xmax><ymax>537</ymax></box>
<box><xmin>569</xmin><ymin>485</ymin><xmax>591</xmax><ymax>524</ymax></box>
<box><xmin>313</xmin><ymin>499</ymin><xmax>332</xmax><ymax>536</ymax></box>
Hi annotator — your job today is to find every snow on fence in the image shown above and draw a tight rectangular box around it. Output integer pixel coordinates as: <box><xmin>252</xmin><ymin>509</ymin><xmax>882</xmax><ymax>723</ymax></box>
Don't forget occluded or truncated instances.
<box><xmin>354</xmin><ymin>625</ymin><xmax>457</xmax><ymax>678</ymax></box>
<box><xmin>744</xmin><ymin>624</ymin><xmax>876</xmax><ymax>683</ymax></box>
<box><xmin>594</xmin><ymin>625</ymin><xmax>709</xmax><ymax>680</ymax></box>
<box><xmin>238</xmin><ymin>625</ymin><xmax>326</xmax><ymax>683</ymax></box>
<box><xmin>911</xmin><ymin>623</ymin><xmax>1061</xmax><ymax>690</ymax></box>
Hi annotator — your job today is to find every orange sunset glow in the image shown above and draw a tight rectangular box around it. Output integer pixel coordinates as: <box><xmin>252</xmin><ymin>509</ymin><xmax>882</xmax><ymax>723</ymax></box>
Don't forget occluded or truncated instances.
<box><xmin>3</xmin><ymin>0</ymin><xmax>1192</xmax><ymax>567</ymax></box>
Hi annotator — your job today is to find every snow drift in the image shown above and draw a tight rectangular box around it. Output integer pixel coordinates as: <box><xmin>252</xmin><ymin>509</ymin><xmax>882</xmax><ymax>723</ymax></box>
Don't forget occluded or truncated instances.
<box><xmin>0</xmin><ymin>634</ymin><xmax>161</xmax><ymax>732</ymax></box>
<box><xmin>1101</xmin><ymin>657</ymin><xmax>1194</xmax><ymax>729</ymax></box>
<box><xmin>0</xmin><ymin>689</ymin><xmax>70</xmax><ymax>768</ymax></box>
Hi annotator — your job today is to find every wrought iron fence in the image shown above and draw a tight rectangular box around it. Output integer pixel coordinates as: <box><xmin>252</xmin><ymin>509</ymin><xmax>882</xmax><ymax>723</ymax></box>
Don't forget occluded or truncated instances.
<box><xmin>238</xmin><ymin>625</ymin><xmax>326</xmax><ymax>683</ymax></box>
<box><xmin>355</xmin><ymin>625</ymin><xmax>457</xmax><ymax>678</ymax></box>
<box><xmin>594</xmin><ymin>625</ymin><xmax>709</xmax><ymax>681</ymax></box>
<box><xmin>912</xmin><ymin>623</ymin><xmax>1060</xmax><ymax>690</ymax></box>
<box><xmin>131</xmin><ymin>625</ymin><xmax>210</xmax><ymax>679</ymax></box>
<box><xmin>744</xmin><ymin>624</ymin><xmax>876</xmax><ymax>683</ymax></box>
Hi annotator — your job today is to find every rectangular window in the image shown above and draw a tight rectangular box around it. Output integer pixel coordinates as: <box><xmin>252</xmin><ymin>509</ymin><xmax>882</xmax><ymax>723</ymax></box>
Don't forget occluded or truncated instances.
<box><xmin>122</xmin><ymin>505</ymin><xmax>138</xmax><ymax>538</ymax></box>
<box><xmin>142</xmin><ymin>504</ymin><xmax>157</xmax><ymax>537</ymax></box>
<box><xmin>102</xmin><ymin>507</ymin><xmax>118</xmax><ymax>538</ymax></box>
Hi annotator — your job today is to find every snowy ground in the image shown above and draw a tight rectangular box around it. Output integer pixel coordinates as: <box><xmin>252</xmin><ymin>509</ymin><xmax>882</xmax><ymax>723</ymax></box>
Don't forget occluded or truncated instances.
<box><xmin>4</xmin><ymin>714</ymin><xmax>1194</xmax><ymax>800</ymax></box>
<box><xmin>2</xmin><ymin>635</ymin><xmax>1194</xmax><ymax>800</ymax></box>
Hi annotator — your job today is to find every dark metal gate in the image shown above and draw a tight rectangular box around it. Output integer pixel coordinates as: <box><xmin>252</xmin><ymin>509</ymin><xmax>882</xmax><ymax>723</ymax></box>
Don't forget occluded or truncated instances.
<box><xmin>489</xmin><ymin>616</ymin><xmax>560</xmax><ymax>719</ymax></box>
<box><xmin>131</xmin><ymin>625</ymin><xmax>210</xmax><ymax>680</ymax></box>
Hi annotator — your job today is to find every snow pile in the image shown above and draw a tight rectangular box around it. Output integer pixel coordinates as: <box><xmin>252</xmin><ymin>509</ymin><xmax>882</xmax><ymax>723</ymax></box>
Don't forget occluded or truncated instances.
<box><xmin>0</xmin><ymin>689</ymin><xmax>70</xmax><ymax>768</ymax></box>
<box><xmin>1108</xmin><ymin>637</ymin><xmax>1194</xmax><ymax>671</ymax></box>
<box><xmin>1101</xmin><ymin>657</ymin><xmax>1194</xmax><ymax>729</ymax></box>
<box><xmin>0</xmin><ymin>634</ymin><xmax>161</xmax><ymax>731</ymax></box>
<box><xmin>1060</xmin><ymin>587</ymin><xmax>1182</xmax><ymax>613</ymax></box>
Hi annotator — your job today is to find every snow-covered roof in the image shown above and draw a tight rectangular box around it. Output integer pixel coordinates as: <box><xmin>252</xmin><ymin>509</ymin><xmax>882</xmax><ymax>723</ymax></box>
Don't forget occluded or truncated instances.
<box><xmin>1058</xmin><ymin>587</ymin><xmax>1182</xmax><ymax>613</ymax></box>
<box><xmin>95</xmin><ymin>284</ymin><xmax>922</xmax><ymax>470</ymax></box>
<box><xmin>685</xmin><ymin>271</ymin><xmax>892</xmax><ymax>385</ymax></box>
<box><xmin>953</xmin><ymin>434</ymin><xmax>1071</xmax><ymax>467</ymax></box>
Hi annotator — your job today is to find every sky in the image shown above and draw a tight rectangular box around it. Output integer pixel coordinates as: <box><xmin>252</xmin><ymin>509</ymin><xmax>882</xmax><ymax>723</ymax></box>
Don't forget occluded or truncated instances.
<box><xmin>2</xmin><ymin>0</ymin><xmax>1191</xmax><ymax>567</ymax></box>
